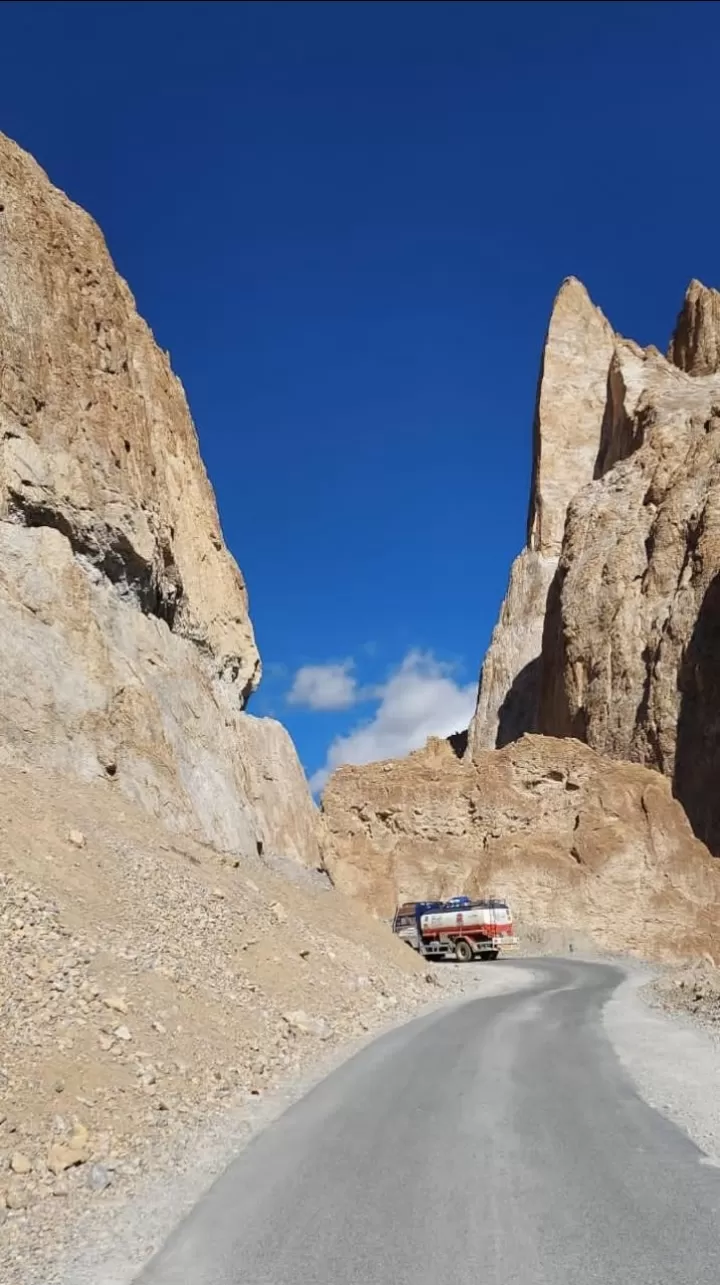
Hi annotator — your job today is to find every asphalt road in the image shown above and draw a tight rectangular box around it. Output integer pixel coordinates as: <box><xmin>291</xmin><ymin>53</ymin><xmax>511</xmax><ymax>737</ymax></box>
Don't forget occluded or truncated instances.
<box><xmin>136</xmin><ymin>959</ymin><xmax>720</xmax><ymax>1285</ymax></box>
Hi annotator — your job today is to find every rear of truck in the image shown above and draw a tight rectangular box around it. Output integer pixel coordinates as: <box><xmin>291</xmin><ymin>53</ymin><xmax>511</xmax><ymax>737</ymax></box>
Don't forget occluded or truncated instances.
<box><xmin>392</xmin><ymin>897</ymin><xmax>517</xmax><ymax>961</ymax></box>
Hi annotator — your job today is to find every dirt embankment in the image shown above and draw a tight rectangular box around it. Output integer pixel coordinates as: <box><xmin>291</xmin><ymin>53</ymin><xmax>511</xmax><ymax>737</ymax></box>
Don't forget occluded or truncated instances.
<box><xmin>0</xmin><ymin>759</ymin><xmax>450</xmax><ymax>1283</ymax></box>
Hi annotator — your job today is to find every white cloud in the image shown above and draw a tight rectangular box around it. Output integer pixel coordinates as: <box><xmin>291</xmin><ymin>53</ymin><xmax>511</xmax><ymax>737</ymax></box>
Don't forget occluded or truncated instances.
<box><xmin>287</xmin><ymin>660</ymin><xmax>358</xmax><ymax>711</ymax></box>
<box><xmin>310</xmin><ymin>650</ymin><xmax>476</xmax><ymax>793</ymax></box>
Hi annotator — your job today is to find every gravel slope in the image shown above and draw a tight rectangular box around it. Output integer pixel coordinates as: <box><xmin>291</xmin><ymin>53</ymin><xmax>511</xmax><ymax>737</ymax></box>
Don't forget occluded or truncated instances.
<box><xmin>0</xmin><ymin>760</ymin><xmax>441</xmax><ymax>1285</ymax></box>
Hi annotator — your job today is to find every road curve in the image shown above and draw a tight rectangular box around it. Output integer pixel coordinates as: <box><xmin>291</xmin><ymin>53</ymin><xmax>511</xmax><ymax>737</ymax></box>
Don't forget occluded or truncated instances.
<box><xmin>136</xmin><ymin>959</ymin><xmax>720</xmax><ymax>1285</ymax></box>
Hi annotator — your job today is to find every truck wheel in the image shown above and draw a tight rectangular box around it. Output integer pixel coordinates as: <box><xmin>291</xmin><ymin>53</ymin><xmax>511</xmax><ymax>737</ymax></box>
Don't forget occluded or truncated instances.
<box><xmin>484</xmin><ymin>950</ymin><xmax>499</xmax><ymax>961</ymax></box>
<box><xmin>454</xmin><ymin>938</ymin><xmax>473</xmax><ymax>963</ymax></box>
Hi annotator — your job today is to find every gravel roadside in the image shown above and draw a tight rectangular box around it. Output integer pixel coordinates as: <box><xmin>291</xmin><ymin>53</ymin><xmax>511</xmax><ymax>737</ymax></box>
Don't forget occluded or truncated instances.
<box><xmin>35</xmin><ymin>951</ymin><xmax>720</xmax><ymax>1285</ymax></box>
<box><xmin>604</xmin><ymin>964</ymin><xmax>720</xmax><ymax>1165</ymax></box>
<box><xmin>58</xmin><ymin>961</ymin><xmax>538</xmax><ymax>1285</ymax></box>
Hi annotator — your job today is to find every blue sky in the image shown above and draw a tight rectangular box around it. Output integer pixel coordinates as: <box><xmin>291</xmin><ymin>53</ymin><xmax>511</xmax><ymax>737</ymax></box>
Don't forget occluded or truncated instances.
<box><xmin>2</xmin><ymin>1</ymin><xmax>719</xmax><ymax>789</ymax></box>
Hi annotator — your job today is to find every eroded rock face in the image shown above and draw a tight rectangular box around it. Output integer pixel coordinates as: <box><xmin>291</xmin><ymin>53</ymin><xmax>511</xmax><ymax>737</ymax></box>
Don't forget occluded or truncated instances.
<box><xmin>467</xmin><ymin>278</ymin><xmax>615</xmax><ymax>752</ymax></box>
<box><xmin>323</xmin><ymin>735</ymin><xmax>720</xmax><ymax>961</ymax></box>
<box><xmin>470</xmin><ymin>274</ymin><xmax>720</xmax><ymax>858</ymax></box>
<box><xmin>0</xmin><ymin>132</ymin><xmax>321</xmax><ymax>864</ymax></box>
<box><xmin>669</xmin><ymin>279</ymin><xmax>720</xmax><ymax>377</ymax></box>
<box><xmin>0</xmin><ymin>133</ymin><xmax>259</xmax><ymax>697</ymax></box>
<box><xmin>537</xmin><ymin>347</ymin><xmax>720</xmax><ymax>853</ymax></box>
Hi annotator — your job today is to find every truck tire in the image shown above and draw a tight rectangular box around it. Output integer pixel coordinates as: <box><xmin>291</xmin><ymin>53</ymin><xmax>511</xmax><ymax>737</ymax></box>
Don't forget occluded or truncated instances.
<box><xmin>454</xmin><ymin>938</ymin><xmax>473</xmax><ymax>963</ymax></box>
<box><xmin>484</xmin><ymin>949</ymin><xmax>499</xmax><ymax>961</ymax></box>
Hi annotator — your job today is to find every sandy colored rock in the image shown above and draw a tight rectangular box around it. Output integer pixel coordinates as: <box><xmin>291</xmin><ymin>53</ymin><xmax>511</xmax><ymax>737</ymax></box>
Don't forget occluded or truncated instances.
<box><xmin>526</xmin><ymin>277</ymin><xmax>616</xmax><ymax>558</ymax></box>
<box><xmin>323</xmin><ymin>734</ymin><xmax>720</xmax><ymax>962</ymax></box>
<box><xmin>0</xmin><ymin>131</ymin><xmax>258</xmax><ymax>696</ymax></box>
<box><xmin>10</xmin><ymin>1152</ymin><xmax>32</xmax><ymax>1175</ymax></box>
<box><xmin>47</xmin><ymin>1143</ymin><xmax>90</xmax><ymax>1176</ymax></box>
<box><xmin>0</xmin><ymin>131</ymin><xmax>323</xmax><ymax>868</ymax></box>
<box><xmin>467</xmin><ymin>278</ymin><xmax>615</xmax><ymax>753</ymax></box>
<box><xmin>470</xmin><ymin>274</ymin><xmax>720</xmax><ymax>861</ymax></box>
<box><xmin>102</xmin><ymin>994</ymin><xmax>128</xmax><ymax>1014</ymax></box>
<box><xmin>282</xmin><ymin>1011</ymin><xmax>332</xmax><ymax>1040</ymax></box>
<box><xmin>668</xmin><ymin>278</ymin><xmax>720</xmax><ymax>376</ymax></box>
<box><xmin>537</xmin><ymin>332</ymin><xmax>720</xmax><ymax>853</ymax></box>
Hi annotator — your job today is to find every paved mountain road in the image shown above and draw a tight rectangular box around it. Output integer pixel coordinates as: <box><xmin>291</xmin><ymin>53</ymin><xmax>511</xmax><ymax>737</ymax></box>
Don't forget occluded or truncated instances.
<box><xmin>136</xmin><ymin>959</ymin><xmax>720</xmax><ymax>1285</ymax></box>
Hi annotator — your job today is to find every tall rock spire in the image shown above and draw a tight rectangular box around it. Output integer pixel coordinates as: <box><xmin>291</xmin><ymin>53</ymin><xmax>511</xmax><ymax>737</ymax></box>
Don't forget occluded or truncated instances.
<box><xmin>467</xmin><ymin>277</ymin><xmax>615</xmax><ymax>755</ymax></box>
<box><xmin>527</xmin><ymin>276</ymin><xmax>616</xmax><ymax>556</ymax></box>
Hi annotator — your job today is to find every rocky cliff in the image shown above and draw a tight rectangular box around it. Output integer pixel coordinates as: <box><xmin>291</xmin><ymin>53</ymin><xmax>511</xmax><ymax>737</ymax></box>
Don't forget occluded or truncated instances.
<box><xmin>537</xmin><ymin>283</ymin><xmax>720</xmax><ymax>853</ymax></box>
<box><xmin>467</xmin><ymin>278</ymin><xmax>615</xmax><ymax>754</ymax></box>
<box><xmin>0</xmin><ymin>132</ymin><xmax>322</xmax><ymax>865</ymax></box>
<box><xmin>467</xmin><ymin>273</ymin><xmax>720</xmax><ymax>859</ymax></box>
<box><xmin>668</xmin><ymin>278</ymin><xmax>720</xmax><ymax>376</ymax></box>
<box><xmin>322</xmin><ymin>734</ymin><xmax>720</xmax><ymax>961</ymax></box>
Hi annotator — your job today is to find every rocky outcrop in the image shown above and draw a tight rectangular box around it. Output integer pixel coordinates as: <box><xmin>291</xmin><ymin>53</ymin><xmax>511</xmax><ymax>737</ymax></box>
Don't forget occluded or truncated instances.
<box><xmin>537</xmin><ymin>305</ymin><xmax>720</xmax><ymax>854</ymax></box>
<box><xmin>0</xmin><ymin>133</ymin><xmax>259</xmax><ymax>696</ymax></box>
<box><xmin>468</xmin><ymin>272</ymin><xmax>720</xmax><ymax>860</ymax></box>
<box><xmin>467</xmin><ymin>279</ymin><xmax>616</xmax><ymax>752</ymax></box>
<box><xmin>323</xmin><ymin>734</ymin><xmax>720</xmax><ymax>961</ymax></box>
<box><xmin>0</xmin><ymin>132</ymin><xmax>321</xmax><ymax>864</ymax></box>
<box><xmin>669</xmin><ymin>279</ymin><xmax>720</xmax><ymax>376</ymax></box>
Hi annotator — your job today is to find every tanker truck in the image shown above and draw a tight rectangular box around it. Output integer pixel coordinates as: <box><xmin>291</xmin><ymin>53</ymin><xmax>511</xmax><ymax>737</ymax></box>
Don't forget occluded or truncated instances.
<box><xmin>391</xmin><ymin>895</ymin><xmax>516</xmax><ymax>961</ymax></box>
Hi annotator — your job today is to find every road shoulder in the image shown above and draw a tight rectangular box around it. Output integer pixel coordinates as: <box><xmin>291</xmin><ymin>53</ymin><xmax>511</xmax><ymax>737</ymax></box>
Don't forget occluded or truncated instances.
<box><xmin>604</xmin><ymin>966</ymin><xmax>720</xmax><ymax>1165</ymax></box>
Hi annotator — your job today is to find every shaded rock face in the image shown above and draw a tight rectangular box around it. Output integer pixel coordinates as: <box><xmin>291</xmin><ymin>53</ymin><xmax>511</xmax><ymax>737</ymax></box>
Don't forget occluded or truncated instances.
<box><xmin>466</xmin><ymin>550</ymin><xmax>557</xmax><ymax>754</ymax></box>
<box><xmin>467</xmin><ymin>278</ymin><xmax>614</xmax><ymax>752</ymax></box>
<box><xmin>322</xmin><ymin>735</ymin><xmax>720</xmax><ymax>962</ymax></box>
<box><xmin>0</xmin><ymin>133</ymin><xmax>322</xmax><ymax>865</ymax></box>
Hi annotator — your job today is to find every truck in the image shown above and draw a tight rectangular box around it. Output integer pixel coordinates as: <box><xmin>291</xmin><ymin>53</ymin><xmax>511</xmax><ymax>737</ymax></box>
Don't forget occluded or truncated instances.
<box><xmin>391</xmin><ymin>895</ymin><xmax>516</xmax><ymax>962</ymax></box>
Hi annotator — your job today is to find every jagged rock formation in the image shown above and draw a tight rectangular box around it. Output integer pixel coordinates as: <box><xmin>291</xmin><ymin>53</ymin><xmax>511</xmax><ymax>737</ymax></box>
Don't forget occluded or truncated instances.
<box><xmin>668</xmin><ymin>279</ymin><xmax>720</xmax><ymax>376</ymax></box>
<box><xmin>322</xmin><ymin>734</ymin><xmax>720</xmax><ymax>961</ymax></box>
<box><xmin>467</xmin><ymin>278</ymin><xmax>615</xmax><ymax>754</ymax></box>
<box><xmin>467</xmin><ymin>273</ymin><xmax>720</xmax><ymax>860</ymax></box>
<box><xmin>0</xmin><ymin>132</ymin><xmax>322</xmax><ymax>864</ymax></box>
<box><xmin>537</xmin><ymin>288</ymin><xmax>720</xmax><ymax>854</ymax></box>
